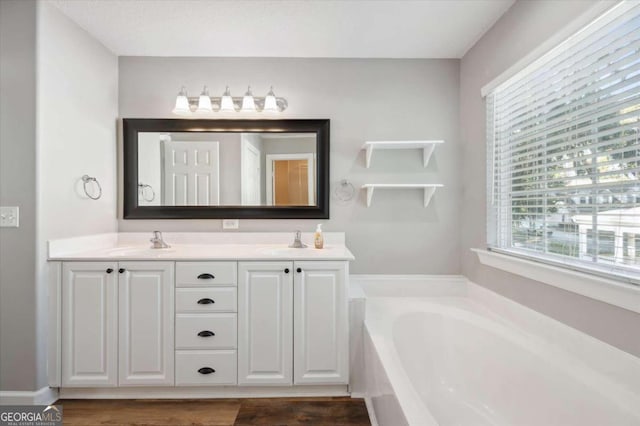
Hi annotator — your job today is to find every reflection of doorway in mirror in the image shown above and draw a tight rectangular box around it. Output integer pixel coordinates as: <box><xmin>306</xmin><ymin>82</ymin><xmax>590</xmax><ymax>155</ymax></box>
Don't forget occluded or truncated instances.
<box><xmin>266</xmin><ymin>154</ymin><xmax>315</xmax><ymax>206</ymax></box>
<box><xmin>162</xmin><ymin>141</ymin><xmax>220</xmax><ymax>206</ymax></box>
<box><xmin>241</xmin><ymin>137</ymin><xmax>262</xmax><ymax>205</ymax></box>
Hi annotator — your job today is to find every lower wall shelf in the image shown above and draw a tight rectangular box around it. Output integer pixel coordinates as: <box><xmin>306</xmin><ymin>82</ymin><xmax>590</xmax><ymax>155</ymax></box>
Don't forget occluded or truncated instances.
<box><xmin>361</xmin><ymin>184</ymin><xmax>444</xmax><ymax>207</ymax></box>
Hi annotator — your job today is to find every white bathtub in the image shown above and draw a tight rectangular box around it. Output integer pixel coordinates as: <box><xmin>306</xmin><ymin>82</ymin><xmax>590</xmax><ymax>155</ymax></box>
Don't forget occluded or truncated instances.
<box><xmin>357</xmin><ymin>276</ymin><xmax>640</xmax><ymax>426</ymax></box>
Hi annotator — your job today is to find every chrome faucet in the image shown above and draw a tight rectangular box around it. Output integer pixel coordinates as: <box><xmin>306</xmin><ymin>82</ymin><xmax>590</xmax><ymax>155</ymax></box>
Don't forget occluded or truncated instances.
<box><xmin>289</xmin><ymin>230</ymin><xmax>307</xmax><ymax>248</ymax></box>
<box><xmin>150</xmin><ymin>231</ymin><xmax>170</xmax><ymax>249</ymax></box>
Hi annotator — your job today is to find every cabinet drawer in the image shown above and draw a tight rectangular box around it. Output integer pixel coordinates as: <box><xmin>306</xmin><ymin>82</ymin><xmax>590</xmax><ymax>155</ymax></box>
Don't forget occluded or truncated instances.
<box><xmin>176</xmin><ymin>262</ymin><xmax>237</xmax><ymax>287</ymax></box>
<box><xmin>176</xmin><ymin>288</ymin><xmax>237</xmax><ymax>313</ymax></box>
<box><xmin>176</xmin><ymin>313</ymin><xmax>237</xmax><ymax>349</ymax></box>
<box><xmin>175</xmin><ymin>350</ymin><xmax>237</xmax><ymax>386</ymax></box>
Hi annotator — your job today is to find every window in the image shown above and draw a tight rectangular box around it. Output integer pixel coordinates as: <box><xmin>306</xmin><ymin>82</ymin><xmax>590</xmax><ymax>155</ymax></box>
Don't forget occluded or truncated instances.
<box><xmin>487</xmin><ymin>2</ymin><xmax>640</xmax><ymax>284</ymax></box>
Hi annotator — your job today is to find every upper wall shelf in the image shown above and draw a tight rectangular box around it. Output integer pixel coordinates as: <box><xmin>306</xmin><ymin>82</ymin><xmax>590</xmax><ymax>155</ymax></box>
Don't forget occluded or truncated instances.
<box><xmin>361</xmin><ymin>184</ymin><xmax>444</xmax><ymax>207</ymax></box>
<box><xmin>362</xmin><ymin>140</ymin><xmax>444</xmax><ymax>168</ymax></box>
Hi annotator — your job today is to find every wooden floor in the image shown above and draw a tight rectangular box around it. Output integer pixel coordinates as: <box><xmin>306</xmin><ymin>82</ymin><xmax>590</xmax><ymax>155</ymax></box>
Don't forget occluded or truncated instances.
<box><xmin>55</xmin><ymin>398</ymin><xmax>371</xmax><ymax>426</ymax></box>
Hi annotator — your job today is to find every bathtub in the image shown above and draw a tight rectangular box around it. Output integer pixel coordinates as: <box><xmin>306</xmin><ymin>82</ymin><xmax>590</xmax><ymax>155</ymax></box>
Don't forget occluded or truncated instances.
<box><xmin>357</xmin><ymin>276</ymin><xmax>640</xmax><ymax>426</ymax></box>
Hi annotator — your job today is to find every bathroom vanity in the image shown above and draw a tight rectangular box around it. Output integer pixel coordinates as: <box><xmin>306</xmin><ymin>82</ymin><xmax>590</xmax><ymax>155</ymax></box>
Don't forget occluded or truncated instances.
<box><xmin>47</xmin><ymin>232</ymin><xmax>353</xmax><ymax>398</ymax></box>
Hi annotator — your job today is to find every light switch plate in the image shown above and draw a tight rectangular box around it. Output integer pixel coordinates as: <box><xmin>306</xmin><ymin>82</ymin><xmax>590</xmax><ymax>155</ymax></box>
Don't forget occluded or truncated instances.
<box><xmin>0</xmin><ymin>206</ymin><xmax>19</xmax><ymax>228</ymax></box>
<box><xmin>222</xmin><ymin>219</ymin><xmax>239</xmax><ymax>229</ymax></box>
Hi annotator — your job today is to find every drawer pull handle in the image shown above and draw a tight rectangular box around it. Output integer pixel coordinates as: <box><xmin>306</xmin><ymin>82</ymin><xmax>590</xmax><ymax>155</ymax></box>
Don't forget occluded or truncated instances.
<box><xmin>198</xmin><ymin>367</ymin><xmax>215</xmax><ymax>375</ymax></box>
<box><xmin>197</xmin><ymin>298</ymin><xmax>215</xmax><ymax>305</ymax></box>
<box><xmin>197</xmin><ymin>273</ymin><xmax>215</xmax><ymax>280</ymax></box>
<box><xmin>106</xmin><ymin>268</ymin><xmax>114</xmax><ymax>274</ymax></box>
<box><xmin>197</xmin><ymin>330</ymin><xmax>215</xmax><ymax>337</ymax></box>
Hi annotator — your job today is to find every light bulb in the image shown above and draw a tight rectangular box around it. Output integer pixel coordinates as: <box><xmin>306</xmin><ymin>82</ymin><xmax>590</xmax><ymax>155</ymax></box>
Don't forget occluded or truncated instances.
<box><xmin>172</xmin><ymin>86</ymin><xmax>191</xmax><ymax>115</ymax></box>
<box><xmin>263</xmin><ymin>86</ymin><xmax>278</xmax><ymax>112</ymax></box>
<box><xmin>219</xmin><ymin>86</ymin><xmax>235</xmax><ymax>112</ymax></box>
<box><xmin>241</xmin><ymin>86</ymin><xmax>256</xmax><ymax>112</ymax></box>
<box><xmin>196</xmin><ymin>86</ymin><xmax>212</xmax><ymax>113</ymax></box>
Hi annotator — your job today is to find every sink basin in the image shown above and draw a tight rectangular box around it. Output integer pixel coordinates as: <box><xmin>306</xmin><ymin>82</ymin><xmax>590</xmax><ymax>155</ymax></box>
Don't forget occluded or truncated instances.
<box><xmin>259</xmin><ymin>247</ymin><xmax>305</xmax><ymax>256</ymax></box>
<box><xmin>103</xmin><ymin>246</ymin><xmax>176</xmax><ymax>256</ymax></box>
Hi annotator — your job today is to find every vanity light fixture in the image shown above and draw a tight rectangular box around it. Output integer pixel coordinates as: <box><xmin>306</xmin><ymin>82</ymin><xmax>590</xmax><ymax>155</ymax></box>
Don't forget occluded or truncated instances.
<box><xmin>172</xmin><ymin>86</ymin><xmax>191</xmax><ymax>115</ymax></box>
<box><xmin>263</xmin><ymin>86</ymin><xmax>278</xmax><ymax>112</ymax></box>
<box><xmin>196</xmin><ymin>86</ymin><xmax>213</xmax><ymax>114</ymax></box>
<box><xmin>171</xmin><ymin>85</ymin><xmax>288</xmax><ymax>114</ymax></box>
<box><xmin>219</xmin><ymin>86</ymin><xmax>235</xmax><ymax>112</ymax></box>
<box><xmin>241</xmin><ymin>86</ymin><xmax>256</xmax><ymax>112</ymax></box>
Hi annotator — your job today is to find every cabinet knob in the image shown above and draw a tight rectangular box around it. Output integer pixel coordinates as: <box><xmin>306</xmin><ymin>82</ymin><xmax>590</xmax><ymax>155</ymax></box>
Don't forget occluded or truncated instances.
<box><xmin>118</xmin><ymin>268</ymin><xmax>125</xmax><ymax>274</ymax></box>
<box><xmin>197</xmin><ymin>298</ymin><xmax>215</xmax><ymax>305</ymax></box>
<box><xmin>197</xmin><ymin>330</ymin><xmax>215</xmax><ymax>337</ymax></box>
<box><xmin>296</xmin><ymin>268</ymin><xmax>302</xmax><ymax>273</ymax></box>
<box><xmin>198</xmin><ymin>367</ymin><xmax>215</xmax><ymax>375</ymax></box>
<box><xmin>197</xmin><ymin>273</ymin><xmax>215</xmax><ymax>280</ymax></box>
<box><xmin>284</xmin><ymin>268</ymin><xmax>290</xmax><ymax>274</ymax></box>
<box><xmin>106</xmin><ymin>268</ymin><xmax>113</xmax><ymax>274</ymax></box>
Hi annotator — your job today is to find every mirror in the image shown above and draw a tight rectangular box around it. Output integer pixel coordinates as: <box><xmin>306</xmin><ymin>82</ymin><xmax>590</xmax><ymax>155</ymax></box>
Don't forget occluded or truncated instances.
<box><xmin>123</xmin><ymin>119</ymin><xmax>329</xmax><ymax>219</ymax></box>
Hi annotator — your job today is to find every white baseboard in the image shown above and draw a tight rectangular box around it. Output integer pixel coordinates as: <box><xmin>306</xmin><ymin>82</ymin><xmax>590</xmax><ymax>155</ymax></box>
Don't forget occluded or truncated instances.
<box><xmin>363</xmin><ymin>396</ymin><xmax>379</xmax><ymax>426</ymax></box>
<box><xmin>59</xmin><ymin>385</ymin><xmax>349</xmax><ymax>399</ymax></box>
<box><xmin>0</xmin><ymin>387</ymin><xmax>58</xmax><ymax>405</ymax></box>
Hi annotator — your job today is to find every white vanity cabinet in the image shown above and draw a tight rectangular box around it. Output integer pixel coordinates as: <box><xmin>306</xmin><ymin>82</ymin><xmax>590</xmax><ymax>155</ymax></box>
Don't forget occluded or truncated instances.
<box><xmin>50</xmin><ymin>234</ymin><xmax>354</xmax><ymax>396</ymax></box>
<box><xmin>238</xmin><ymin>261</ymin><xmax>349</xmax><ymax>386</ymax></box>
<box><xmin>118</xmin><ymin>262</ymin><xmax>174</xmax><ymax>386</ymax></box>
<box><xmin>61</xmin><ymin>261</ymin><xmax>174</xmax><ymax>387</ymax></box>
<box><xmin>62</xmin><ymin>262</ymin><xmax>118</xmax><ymax>387</ymax></box>
<box><xmin>175</xmin><ymin>261</ymin><xmax>238</xmax><ymax>386</ymax></box>
<box><xmin>294</xmin><ymin>261</ymin><xmax>349</xmax><ymax>385</ymax></box>
<box><xmin>238</xmin><ymin>261</ymin><xmax>293</xmax><ymax>385</ymax></box>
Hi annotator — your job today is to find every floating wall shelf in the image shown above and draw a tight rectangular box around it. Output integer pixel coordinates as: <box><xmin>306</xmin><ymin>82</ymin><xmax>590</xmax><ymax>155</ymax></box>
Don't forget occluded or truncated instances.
<box><xmin>361</xmin><ymin>184</ymin><xmax>444</xmax><ymax>207</ymax></box>
<box><xmin>362</xmin><ymin>140</ymin><xmax>444</xmax><ymax>168</ymax></box>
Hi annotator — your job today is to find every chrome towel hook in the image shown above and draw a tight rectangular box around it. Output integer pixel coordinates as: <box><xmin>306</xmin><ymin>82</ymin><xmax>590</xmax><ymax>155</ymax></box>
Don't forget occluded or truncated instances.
<box><xmin>81</xmin><ymin>175</ymin><xmax>102</xmax><ymax>200</ymax></box>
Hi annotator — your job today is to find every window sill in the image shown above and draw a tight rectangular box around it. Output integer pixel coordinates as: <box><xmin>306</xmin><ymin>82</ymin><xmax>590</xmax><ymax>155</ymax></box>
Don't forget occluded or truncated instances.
<box><xmin>471</xmin><ymin>248</ymin><xmax>640</xmax><ymax>314</ymax></box>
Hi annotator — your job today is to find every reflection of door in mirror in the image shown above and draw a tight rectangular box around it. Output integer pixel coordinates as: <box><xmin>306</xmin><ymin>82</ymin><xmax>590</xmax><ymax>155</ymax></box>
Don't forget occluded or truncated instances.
<box><xmin>266</xmin><ymin>154</ymin><xmax>315</xmax><ymax>206</ymax></box>
<box><xmin>162</xmin><ymin>141</ymin><xmax>220</xmax><ymax>206</ymax></box>
<box><xmin>241</xmin><ymin>136</ymin><xmax>262</xmax><ymax>205</ymax></box>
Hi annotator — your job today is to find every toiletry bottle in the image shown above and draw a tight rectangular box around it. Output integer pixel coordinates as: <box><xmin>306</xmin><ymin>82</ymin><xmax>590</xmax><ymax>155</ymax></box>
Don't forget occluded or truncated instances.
<box><xmin>314</xmin><ymin>224</ymin><xmax>324</xmax><ymax>249</ymax></box>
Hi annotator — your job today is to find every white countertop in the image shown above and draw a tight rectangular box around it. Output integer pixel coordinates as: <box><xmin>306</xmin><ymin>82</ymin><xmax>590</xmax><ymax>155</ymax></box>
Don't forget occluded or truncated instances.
<box><xmin>48</xmin><ymin>232</ymin><xmax>355</xmax><ymax>261</ymax></box>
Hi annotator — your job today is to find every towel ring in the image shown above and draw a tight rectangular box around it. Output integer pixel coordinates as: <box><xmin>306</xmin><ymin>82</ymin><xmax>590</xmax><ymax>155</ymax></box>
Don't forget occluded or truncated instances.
<box><xmin>81</xmin><ymin>175</ymin><xmax>102</xmax><ymax>200</ymax></box>
<box><xmin>333</xmin><ymin>179</ymin><xmax>355</xmax><ymax>202</ymax></box>
<box><xmin>138</xmin><ymin>183</ymin><xmax>156</xmax><ymax>202</ymax></box>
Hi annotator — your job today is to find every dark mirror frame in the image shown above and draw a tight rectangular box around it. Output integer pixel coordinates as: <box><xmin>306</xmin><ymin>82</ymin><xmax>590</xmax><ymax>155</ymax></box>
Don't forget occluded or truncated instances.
<box><xmin>123</xmin><ymin>118</ymin><xmax>330</xmax><ymax>219</ymax></box>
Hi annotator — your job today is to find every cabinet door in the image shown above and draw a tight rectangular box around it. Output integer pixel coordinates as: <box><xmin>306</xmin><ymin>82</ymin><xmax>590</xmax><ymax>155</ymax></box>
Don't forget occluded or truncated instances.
<box><xmin>62</xmin><ymin>262</ymin><xmax>118</xmax><ymax>387</ymax></box>
<box><xmin>238</xmin><ymin>262</ymin><xmax>293</xmax><ymax>385</ymax></box>
<box><xmin>118</xmin><ymin>262</ymin><xmax>174</xmax><ymax>386</ymax></box>
<box><xmin>294</xmin><ymin>261</ymin><xmax>349</xmax><ymax>384</ymax></box>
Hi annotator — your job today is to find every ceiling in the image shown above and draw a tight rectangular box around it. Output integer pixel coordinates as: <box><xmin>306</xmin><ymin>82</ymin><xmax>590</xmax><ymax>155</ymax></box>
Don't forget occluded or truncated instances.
<box><xmin>51</xmin><ymin>0</ymin><xmax>514</xmax><ymax>59</ymax></box>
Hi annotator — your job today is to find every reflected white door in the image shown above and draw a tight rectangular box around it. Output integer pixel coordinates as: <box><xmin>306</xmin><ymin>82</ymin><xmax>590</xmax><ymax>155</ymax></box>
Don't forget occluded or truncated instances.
<box><xmin>241</xmin><ymin>142</ymin><xmax>262</xmax><ymax>205</ymax></box>
<box><xmin>162</xmin><ymin>141</ymin><xmax>220</xmax><ymax>206</ymax></box>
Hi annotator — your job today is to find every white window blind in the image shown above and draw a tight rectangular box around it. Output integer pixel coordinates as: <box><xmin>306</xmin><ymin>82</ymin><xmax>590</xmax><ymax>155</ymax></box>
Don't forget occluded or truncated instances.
<box><xmin>487</xmin><ymin>2</ymin><xmax>640</xmax><ymax>284</ymax></box>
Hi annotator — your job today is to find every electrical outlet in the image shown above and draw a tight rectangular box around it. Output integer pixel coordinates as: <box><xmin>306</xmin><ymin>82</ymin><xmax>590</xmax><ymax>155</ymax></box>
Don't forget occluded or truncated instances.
<box><xmin>0</xmin><ymin>206</ymin><xmax>19</xmax><ymax>228</ymax></box>
<box><xmin>222</xmin><ymin>219</ymin><xmax>239</xmax><ymax>229</ymax></box>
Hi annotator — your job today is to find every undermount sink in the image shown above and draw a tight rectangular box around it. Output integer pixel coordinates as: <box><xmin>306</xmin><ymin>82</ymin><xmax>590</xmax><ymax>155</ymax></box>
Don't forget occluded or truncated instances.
<box><xmin>259</xmin><ymin>247</ymin><xmax>305</xmax><ymax>256</ymax></box>
<box><xmin>103</xmin><ymin>246</ymin><xmax>176</xmax><ymax>256</ymax></box>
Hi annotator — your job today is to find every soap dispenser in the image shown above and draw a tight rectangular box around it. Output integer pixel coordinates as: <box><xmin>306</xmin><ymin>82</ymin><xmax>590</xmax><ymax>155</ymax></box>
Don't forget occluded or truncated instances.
<box><xmin>314</xmin><ymin>224</ymin><xmax>324</xmax><ymax>249</ymax></box>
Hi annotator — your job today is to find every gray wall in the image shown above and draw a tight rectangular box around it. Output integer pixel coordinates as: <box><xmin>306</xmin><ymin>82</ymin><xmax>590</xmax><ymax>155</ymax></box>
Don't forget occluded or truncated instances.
<box><xmin>119</xmin><ymin>58</ymin><xmax>461</xmax><ymax>274</ymax></box>
<box><xmin>460</xmin><ymin>0</ymin><xmax>640</xmax><ymax>357</ymax></box>
<box><xmin>36</xmin><ymin>1</ymin><xmax>119</xmax><ymax>389</ymax></box>
<box><xmin>0</xmin><ymin>1</ymin><xmax>119</xmax><ymax>393</ymax></box>
<box><xmin>0</xmin><ymin>0</ymin><xmax>39</xmax><ymax>392</ymax></box>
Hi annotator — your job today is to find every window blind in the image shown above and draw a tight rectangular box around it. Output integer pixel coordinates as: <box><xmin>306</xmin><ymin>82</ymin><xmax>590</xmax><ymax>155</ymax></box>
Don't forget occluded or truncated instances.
<box><xmin>487</xmin><ymin>2</ymin><xmax>640</xmax><ymax>284</ymax></box>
